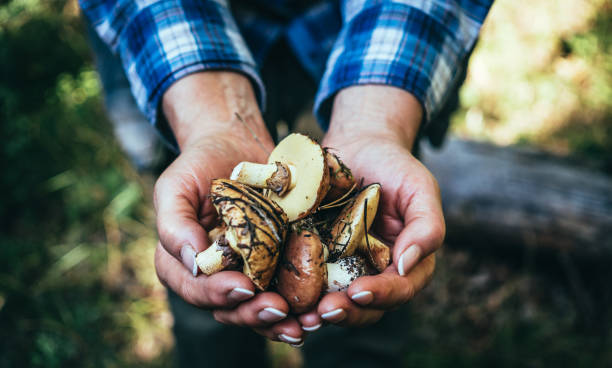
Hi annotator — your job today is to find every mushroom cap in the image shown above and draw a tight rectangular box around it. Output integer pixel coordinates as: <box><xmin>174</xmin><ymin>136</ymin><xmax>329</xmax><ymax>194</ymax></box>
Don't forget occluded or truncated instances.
<box><xmin>360</xmin><ymin>233</ymin><xmax>391</xmax><ymax>272</ymax></box>
<box><xmin>276</xmin><ymin>229</ymin><xmax>327</xmax><ymax>313</ymax></box>
<box><xmin>326</xmin><ymin>255</ymin><xmax>369</xmax><ymax>293</ymax></box>
<box><xmin>267</xmin><ymin>133</ymin><xmax>330</xmax><ymax>222</ymax></box>
<box><xmin>324</xmin><ymin>149</ymin><xmax>356</xmax><ymax>202</ymax></box>
<box><xmin>210</xmin><ymin>179</ymin><xmax>288</xmax><ymax>290</ymax></box>
<box><xmin>328</xmin><ymin>183</ymin><xmax>381</xmax><ymax>260</ymax></box>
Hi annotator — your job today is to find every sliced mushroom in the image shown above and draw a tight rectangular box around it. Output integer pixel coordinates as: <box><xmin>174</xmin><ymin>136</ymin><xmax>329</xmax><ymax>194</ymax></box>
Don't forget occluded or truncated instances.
<box><xmin>276</xmin><ymin>229</ymin><xmax>327</xmax><ymax>313</ymax></box>
<box><xmin>196</xmin><ymin>179</ymin><xmax>288</xmax><ymax>291</ymax></box>
<box><xmin>324</xmin><ymin>149</ymin><xmax>356</xmax><ymax>202</ymax></box>
<box><xmin>325</xmin><ymin>255</ymin><xmax>369</xmax><ymax>293</ymax></box>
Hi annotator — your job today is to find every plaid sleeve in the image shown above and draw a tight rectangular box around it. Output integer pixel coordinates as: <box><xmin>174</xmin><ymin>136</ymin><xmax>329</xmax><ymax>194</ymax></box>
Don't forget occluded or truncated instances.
<box><xmin>314</xmin><ymin>0</ymin><xmax>493</xmax><ymax>129</ymax></box>
<box><xmin>79</xmin><ymin>0</ymin><xmax>264</xmax><ymax>148</ymax></box>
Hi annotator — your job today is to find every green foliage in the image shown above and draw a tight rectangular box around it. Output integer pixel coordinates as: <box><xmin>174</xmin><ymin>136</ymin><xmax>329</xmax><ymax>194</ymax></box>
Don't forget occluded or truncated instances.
<box><xmin>0</xmin><ymin>0</ymin><xmax>611</xmax><ymax>367</ymax></box>
<box><xmin>0</xmin><ymin>1</ymin><xmax>172</xmax><ymax>366</ymax></box>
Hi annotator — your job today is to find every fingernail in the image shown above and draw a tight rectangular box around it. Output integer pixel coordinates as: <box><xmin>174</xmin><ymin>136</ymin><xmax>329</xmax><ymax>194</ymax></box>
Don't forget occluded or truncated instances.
<box><xmin>351</xmin><ymin>291</ymin><xmax>374</xmax><ymax>305</ymax></box>
<box><xmin>180</xmin><ymin>245</ymin><xmax>197</xmax><ymax>276</ymax></box>
<box><xmin>398</xmin><ymin>244</ymin><xmax>421</xmax><ymax>276</ymax></box>
<box><xmin>302</xmin><ymin>323</ymin><xmax>322</xmax><ymax>332</ymax></box>
<box><xmin>290</xmin><ymin>341</ymin><xmax>304</xmax><ymax>348</ymax></box>
<box><xmin>278</xmin><ymin>334</ymin><xmax>301</xmax><ymax>344</ymax></box>
<box><xmin>321</xmin><ymin>308</ymin><xmax>346</xmax><ymax>322</ymax></box>
<box><xmin>227</xmin><ymin>287</ymin><xmax>254</xmax><ymax>302</ymax></box>
<box><xmin>258</xmin><ymin>307</ymin><xmax>287</xmax><ymax>323</ymax></box>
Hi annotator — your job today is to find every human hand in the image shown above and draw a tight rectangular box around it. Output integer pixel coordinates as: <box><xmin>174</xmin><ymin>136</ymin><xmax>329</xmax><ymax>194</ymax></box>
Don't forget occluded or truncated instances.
<box><xmin>154</xmin><ymin>72</ymin><xmax>305</xmax><ymax>344</ymax></box>
<box><xmin>298</xmin><ymin>86</ymin><xmax>445</xmax><ymax>329</ymax></box>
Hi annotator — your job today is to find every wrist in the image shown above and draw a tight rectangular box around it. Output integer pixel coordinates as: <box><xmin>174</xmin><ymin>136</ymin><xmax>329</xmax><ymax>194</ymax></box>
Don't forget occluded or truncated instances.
<box><xmin>162</xmin><ymin>71</ymin><xmax>272</xmax><ymax>151</ymax></box>
<box><xmin>326</xmin><ymin>85</ymin><xmax>423</xmax><ymax>150</ymax></box>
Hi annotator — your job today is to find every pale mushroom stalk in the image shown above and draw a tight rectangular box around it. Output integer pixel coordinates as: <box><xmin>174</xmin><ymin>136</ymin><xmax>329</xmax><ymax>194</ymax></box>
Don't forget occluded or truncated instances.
<box><xmin>230</xmin><ymin>161</ymin><xmax>297</xmax><ymax>196</ymax></box>
<box><xmin>195</xmin><ymin>236</ymin><xmax>240</xmax><ymax>275</ymax></box>
<box><xmin>325</xmin><ymin>256</ymin><xmax>369</xmax><ymax>293</ymax></box>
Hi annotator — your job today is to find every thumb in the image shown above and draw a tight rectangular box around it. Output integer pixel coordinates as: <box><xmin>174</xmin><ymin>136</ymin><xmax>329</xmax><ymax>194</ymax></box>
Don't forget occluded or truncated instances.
<box><xmin>393</xmin><ymin>179</ymin><xmax>445</xmax><ymax>276</ymax></box>
<box><xmin>154</xmin><ymin>174</ymin><xmax>211</xmax><ymax>276</ymax></box>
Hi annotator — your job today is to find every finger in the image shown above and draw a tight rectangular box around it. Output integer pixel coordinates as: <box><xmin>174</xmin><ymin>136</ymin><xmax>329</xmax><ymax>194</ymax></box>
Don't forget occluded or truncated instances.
<box><xmin>348</xmin><ymin>253</ymin><xmax>436</xmax><ymax>309</ymax></box>
<box><xmin>317</xmin><ymin>292</ymin><xmax>385</xmax><ymax>327</ymax></box>
<box><xmin>394</xmin><ymin>172</ymin><xmax>445</xmax><ymax>275</ymax></box>
<box><xmin>155</xmin><ymin>242</ymin><xmax>255</xmax><ymax>308</ymax></box>
<box><xmin>154</xmin><ymin>169</ymin><xmax>212</xmax><ymax>275</ymax></box>
<box><xmin>211</xmin><ymin>292</ymin><xmax>290</xmax><ymax>328</ymax></box>
<box><xmin>252</xmin><ymin>317</ymin><xmax>305</xmax><ymax>346</ymax></box>
<box><xmin>297</xmin><ymin>310</ymin><xmax>323</xmax><ymax>332</ymax></box>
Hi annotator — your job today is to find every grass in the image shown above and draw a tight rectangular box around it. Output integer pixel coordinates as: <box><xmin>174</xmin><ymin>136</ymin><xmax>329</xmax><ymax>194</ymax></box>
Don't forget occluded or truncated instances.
<box><xmin>0</xmin><ymin>0</ymin><xmax>611</xmax><ymax>366</ymax></box>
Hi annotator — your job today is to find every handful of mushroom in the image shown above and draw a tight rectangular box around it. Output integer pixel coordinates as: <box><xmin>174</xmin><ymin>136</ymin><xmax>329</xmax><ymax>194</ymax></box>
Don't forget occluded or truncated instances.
<box><xmin>195</xmin><ymin>133</ymin><xmax>391</xmax><ymax>313</ymax></box>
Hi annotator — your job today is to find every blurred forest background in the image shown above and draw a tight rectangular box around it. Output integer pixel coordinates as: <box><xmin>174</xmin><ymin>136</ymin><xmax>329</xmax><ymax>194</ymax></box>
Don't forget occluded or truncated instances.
<box><xmin>0</xmin><ymin>0</ymin><xmax>611</xmax><ymax>367</ymax></box>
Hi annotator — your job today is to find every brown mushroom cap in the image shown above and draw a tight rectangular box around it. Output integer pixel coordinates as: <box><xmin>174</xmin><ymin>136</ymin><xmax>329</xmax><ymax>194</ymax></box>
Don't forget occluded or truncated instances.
<box><xmin>267</xmin><ymin>133</ymin><xmax>330</xmax><ymax>222</ymax></box>
<box><xmin>210</xmin><ymin>179</ymin><xmax>288</xmax><ymax>290</ymax></box>
<box><xmin>328</xmin><ymin>183</ymin><xmax>381</xmax><ymax>260</ymax></box>
<box><xmin>324</xmin><ymin>149</ymin><xmax>356</xmax><ymax>202</ymax></box>
<box><xmin>276</xmin><ymin>229</ymin><xmax>327</xmax><ymax>313</ymax></box>
<box><xmin>360</xmin><ymin>233</ymin><xmax>391</xmax><ymax>272</ymax></box>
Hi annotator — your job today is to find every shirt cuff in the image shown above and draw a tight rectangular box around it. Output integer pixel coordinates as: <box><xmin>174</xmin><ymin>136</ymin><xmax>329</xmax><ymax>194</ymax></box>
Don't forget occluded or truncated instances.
<box><xmin>314</xmin><ymin>2</ymin><xmax>483</xmax><ymax>130</ymax></box>
<box><xmin>112</xmin><ymin>0</ymin><xmax>265</xmax><ymax>151</ymax></box>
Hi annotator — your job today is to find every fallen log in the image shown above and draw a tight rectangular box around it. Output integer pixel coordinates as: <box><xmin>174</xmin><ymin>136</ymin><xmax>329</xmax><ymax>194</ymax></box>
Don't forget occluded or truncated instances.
<box><xmin>421</xmin><ymin>138</ymin><xmax>612</xmax><ymax>257</ymax></box>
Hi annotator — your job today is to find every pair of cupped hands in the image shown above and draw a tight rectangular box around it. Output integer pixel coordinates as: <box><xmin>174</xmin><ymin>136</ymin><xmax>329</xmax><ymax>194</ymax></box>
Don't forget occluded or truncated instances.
<box><xmin>154</xmin><ymin>72</ymin><xmax>444</xmax><ymax>346</ymax></box>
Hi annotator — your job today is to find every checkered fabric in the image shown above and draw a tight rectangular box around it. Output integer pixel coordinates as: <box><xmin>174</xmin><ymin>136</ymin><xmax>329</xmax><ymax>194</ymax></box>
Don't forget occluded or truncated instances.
<box><xmin>80</xmin><ymin>0</ymin><xmax>493</xmax><ymax>138</ymax></box>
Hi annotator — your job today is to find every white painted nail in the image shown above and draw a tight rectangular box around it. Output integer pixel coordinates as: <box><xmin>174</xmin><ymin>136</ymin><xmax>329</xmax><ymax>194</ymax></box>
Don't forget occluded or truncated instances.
<box><xmin>233</xmin><ymin>287</ymin><xmax>255</xmax><ymax>297</ymax></box>
<box><xmin>398</xmin><ymin>244</ymin><xmax>421</xmax><ymax>276</ymax></box>
<box><xmin>350</xmin><ymin>291</ymin><xmax>374</xmax><ymax>304</ymax></box>
<box><xmin>321</xmin><ymin>308</ymin><xmax>345</xmax><ymax>320</ymax></box>
<box><xmin>302</xmin><ymin>323</ymin><xmax>322</xmax><ymax>332</ymax></box>
<box><xmin>180</xmin><ymin>245</ymin><xmax>197</xmax><ymax>276</ymax></box>
<box><xmin>290</xmin><ymin>341</ymin><xmax>304</xmax><ymax>348</ymax></box>
<box><xmin>227</xmin><ymin>287</ymin><xmax>254</xmax><ymax>302</ymax></box>
<box><xmin>279</xmin><ymin>334</ymin><xmax>301</xmax><ymax>344</ymax></box>
<box><xmin>258</xmin><ymin>307</ymin><xmax>287</xmax><ymax>322</ymax></box>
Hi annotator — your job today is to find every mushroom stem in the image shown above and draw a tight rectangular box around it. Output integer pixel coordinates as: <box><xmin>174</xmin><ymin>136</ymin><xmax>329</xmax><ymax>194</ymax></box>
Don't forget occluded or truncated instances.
<box><xmin>326</xmin><ymin>256</ymin><xmax>368</xmax><ymax>293</ymax></box>
<box><xmin>360</xmin><ymin>232</ymin><xmax>391</xmax><ymax>272</ymax></box>
<box><xmin>195</xmin><ymin>237</ymin><xmax>240</xmax><ymax>275</ymax></box>
<box><xmin>230</xmin><ymin>162</ymin><xmax>296</xmax><ymax>195</ymax></box>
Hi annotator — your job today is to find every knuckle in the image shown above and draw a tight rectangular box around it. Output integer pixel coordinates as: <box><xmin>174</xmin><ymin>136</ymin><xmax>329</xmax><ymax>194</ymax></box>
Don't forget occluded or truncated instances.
<box><xmin>154</xmin><ymin>245</ymin><xmax>169</xmax><ymax>288</ymax></box>
<box><xmin>179</xmin><ymin>279</ymin><xmax>200</xmax><ymax>307</ymax></box>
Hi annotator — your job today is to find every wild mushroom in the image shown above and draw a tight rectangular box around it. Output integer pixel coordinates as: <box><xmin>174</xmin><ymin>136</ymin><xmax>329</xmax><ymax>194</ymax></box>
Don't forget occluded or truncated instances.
<box><xmin>360</xmin><ymin>233</ymin><xmax>391</xmax><ymax>272</ymax></box>
<box><xmin>195</xmin><ymin>223</ymin><xmax>241</xmax><ymax>275</ymax></box>
<box><xmin>325</xmin><ymin>255</ymin><xmax>369</xmax><ymax>293</ymax></box>
<box><xmin>231</xmin><ymin>133</ymin><xmax>330</xmax><ymax>222</ymax></box>
<box><xmin>195</xmin><ymin>179</ymin><xmax>288</xmax><ymax>291</ymax></box>
<box><xmin>276</xmin><ymin>228</ymin><xmax>327</xmax><ymax>313</ymax></box>
<box><xmin>324</xmin><ymin>149</ymin><xmax>356</xmax><ymax>202</ymax></box>
<box><xmin>230</xmin><ymin>161</ymin><xmax>297</xmax><ymax>196</ymax></box>
<box><xmin>328</xmin><ymin>183</ymin><xmax>391</xmax><ymax>272</ymax></box>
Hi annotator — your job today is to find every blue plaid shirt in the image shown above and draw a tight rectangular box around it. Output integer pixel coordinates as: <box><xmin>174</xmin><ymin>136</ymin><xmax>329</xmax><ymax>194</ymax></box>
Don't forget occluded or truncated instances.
<box><xmin>80</xmin><ymin>0</ymin><xmax>492</xmax><ymax>140</ymax></box>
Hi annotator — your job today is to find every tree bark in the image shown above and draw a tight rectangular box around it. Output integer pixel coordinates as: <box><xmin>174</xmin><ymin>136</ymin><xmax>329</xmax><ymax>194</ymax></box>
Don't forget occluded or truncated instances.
<box><xmin>421</xmin><ymin>138</ymin><xmax>612</xmax><ymax>257</ymax></box>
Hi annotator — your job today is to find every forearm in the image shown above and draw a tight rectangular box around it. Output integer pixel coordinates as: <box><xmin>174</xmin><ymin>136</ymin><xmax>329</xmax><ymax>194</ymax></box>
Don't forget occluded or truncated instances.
<box><xmin>327</xmin><ymin>86</ymin><xmax>423</xmax><ymax>150</ymax></box>
<box><xmin>162</xmin><ymin>72</ymin><xmax>272</xmax><ymax>151</ymax></box>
